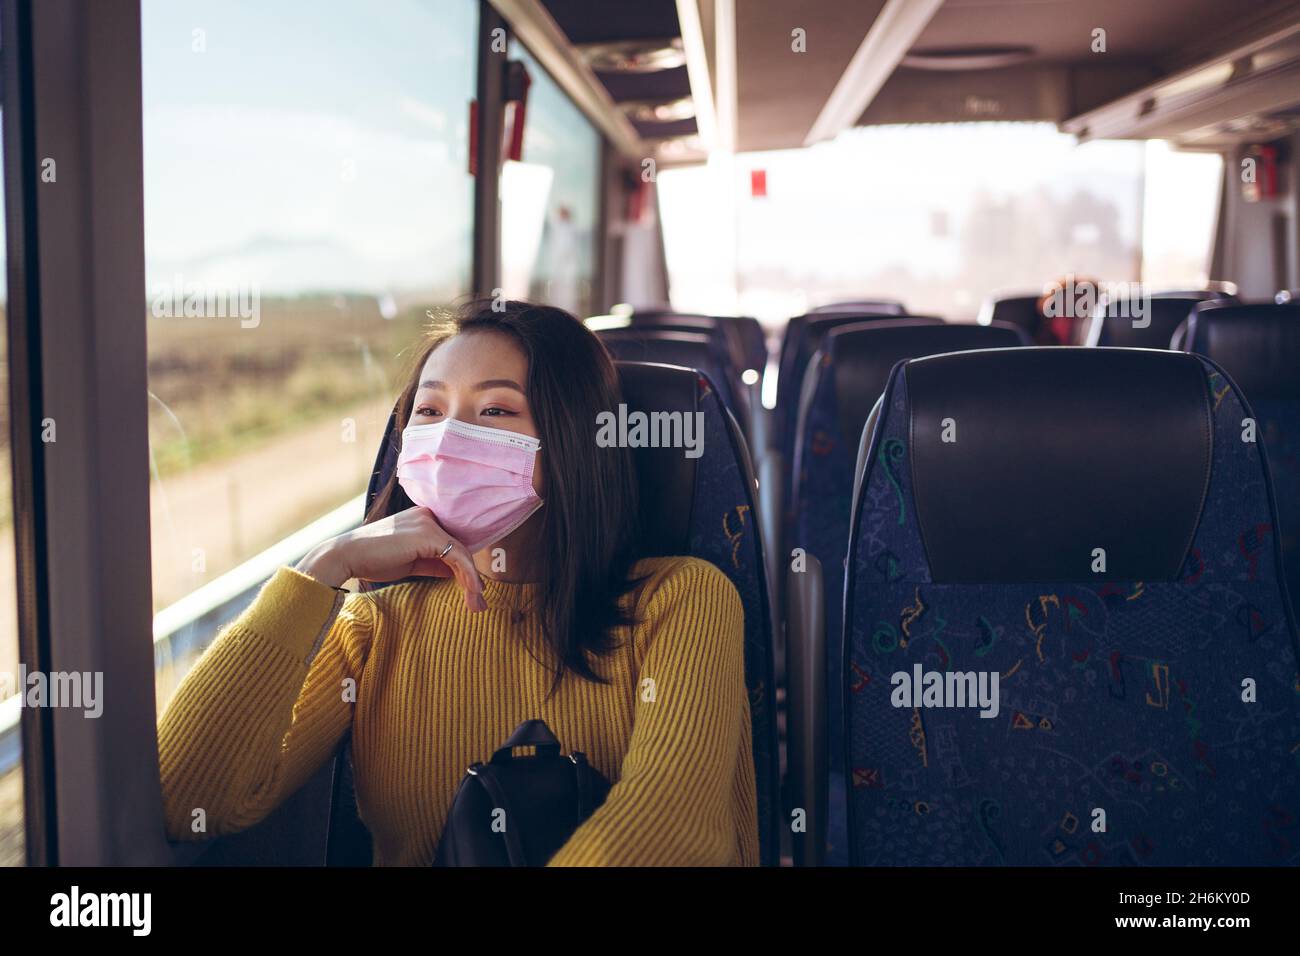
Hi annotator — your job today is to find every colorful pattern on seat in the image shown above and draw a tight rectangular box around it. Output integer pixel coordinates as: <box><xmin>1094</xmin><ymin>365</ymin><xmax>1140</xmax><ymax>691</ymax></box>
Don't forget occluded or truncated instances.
<box><xmin>687</xmin><ymin>372</ymin><xmax>782</xmax><ymax>866</ymax></box>
<box><xmin>843</xmin><ymin>360</ymin><xmax>1300</xmax><ymax>865</ymax></box>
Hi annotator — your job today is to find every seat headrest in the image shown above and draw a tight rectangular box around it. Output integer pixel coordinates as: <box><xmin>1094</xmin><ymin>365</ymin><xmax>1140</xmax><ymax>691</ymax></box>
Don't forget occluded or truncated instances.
<box><xmin>597</xmin><ymin>328</ymin><xmax>723</xmax><ymax>366</ymax></box>
<box><xmin>823</xmin><ymin>320</ymin><xmax>1026</xmax><ymax>436</ymax></box>
<box><xmin>809</xmin><ymin>299</ymin><xmax>905</xmax><ymax>316</ymax></box>
<box><xmin>612</xmin><ymin>362</ymin><xmax>706</xmax><ymax>555</ymax></box>
<box><xmin>893</xmin><ymin>347</ymin><xmax>1212</xmax><ymax>583</ymax></box>
<box><xmin>1185</xmin><ymin>302</ymin><xmax>1300</xmax><ymax>399</ymax></box>
<box><xmin>1087</xmin><ymin>294</ymin><xmax>1209</xmax><ymax>348</ymax></box>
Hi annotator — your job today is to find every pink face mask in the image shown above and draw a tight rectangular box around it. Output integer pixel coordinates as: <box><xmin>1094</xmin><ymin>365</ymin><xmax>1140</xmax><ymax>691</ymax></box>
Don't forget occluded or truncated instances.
<box><xmin>396</xmin><ymin>419</ymin><xmax>544</xmax><ymax>554</ymax></box>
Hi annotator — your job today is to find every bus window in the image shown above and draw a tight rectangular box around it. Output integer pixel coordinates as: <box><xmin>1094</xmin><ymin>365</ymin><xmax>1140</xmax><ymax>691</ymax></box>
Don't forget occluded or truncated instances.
<box><xmin>660</xmin><ymin>124</ymin><xmax>1159</xmax><ymax>321</ymax></box>
<box><xmin>1141</xmin><ymin>139</ymin><xmax>1223</xmax><ymax>288</ymax></box>
<box><xmin>140</xmin><ymin>0</ymin><xmax>479</xmax><ymax>711</ymax></box>
<box><xmin>501</xmin><ymin>40</ymin><xmax>600</xmax><ymax>318</ymax></box>
<box><xmin>0</xmin><ymin>110</ymin><xmax>20</xmax><ymax>868</ymax></box>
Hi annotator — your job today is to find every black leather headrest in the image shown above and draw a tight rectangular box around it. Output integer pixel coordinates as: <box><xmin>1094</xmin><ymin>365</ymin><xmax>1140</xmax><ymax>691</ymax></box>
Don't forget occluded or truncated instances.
<box><xmin>598</xmin><ymin>328</ymin><xmax>725</xmax><ymax>368</ymax></box>
<box><xmin>626</xmin><ymin>313</ymin><xmax>718</xmax><ymax>334</ymax></box>
<box><xmin>803</xmin><ymin>313</ymin><xmax>943</xmax><ymax>357</ymax></box>
<box><xmin>824</xmin><ymin>320</ymin><xmax>1026</xmax><ymax>439</ymax></box>
<box><xmin>983</xmin><ymin>294</ymin><xmax>1042</xmax><ymax>334</ymax></box>
<box><xmin>809</xmin><ymin>299</ymin><xmax>906</xmax><ymax>316</ymax></box>
<box><xmin>903</xmin><ymin>348</ymin><xmax>1212</xmax><ymax>583</ymax></box>
<box><xmin>1087</xmin><ymin>294</ymin><xmax>1206</xmax><ymax>348</ymax></box>
<box><xmin>614</xmin><ymin>362</ymin><xmax>701</xmax><ymax>555</ymax></box>
<box><xmin>1185</xmin><ymin>302</ymin><xmax>1300</xmax><ymax>400</ymax></box>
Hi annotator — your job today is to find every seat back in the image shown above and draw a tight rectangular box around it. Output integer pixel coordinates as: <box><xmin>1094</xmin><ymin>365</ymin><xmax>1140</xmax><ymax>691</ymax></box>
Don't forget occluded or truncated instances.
<box><xmin>1182</xmin><ymin>302</ymin><xmax>1300</xmax><ymax>611</ymax></box>
<box><xmin>776</xmin><ymin>312</ymin><xmax>943</xmax><ymax>458</ymax></box>
<box><xmin>791</xmin><ymin>320</ymin><xmax>1026</xmax><ymax>862</ymax></box>
<box><xmin>1085</xmin><ymin>293</ymin><xmax>1224</xmax><ymax>349</ymax></box>
<box><xmin>621</xmin><ymin>309</ymin><xmax>768</xmax><ymax>375</ymax></box>
<box><xmin>810</xmin><ymin>299</ymin><xmax>906</xmax><ymax>316</ymax></box>
<box><xmin>595</xmin><ymin>328</ymin><xmax>749</xmax><ymax>434</ymax></box>
<box><xmin>328</xmin><ymin>361</ymin><xmax>782</xmax><ymax>866</ymax></box>
<box><xmin>844</xmin><ymin>347</ymin><xmax>1299</xmax><ymax>865</ymax></box>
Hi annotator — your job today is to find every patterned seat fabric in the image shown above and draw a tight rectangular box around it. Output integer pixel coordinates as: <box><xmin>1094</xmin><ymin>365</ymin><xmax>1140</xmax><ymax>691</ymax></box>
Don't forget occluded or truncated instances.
<box><xmin>844</xmin><ymin>348</ymin><xmax>1300</xmax><ymax>866</ymax></box>
<box><xmin>1183</xmin><ymin>302</ymin><xmax>1300</xmax><ymax>616</ymax></box>
<box><xmin>330</xmin><ymin>361</ymin><xmax>782</xmax><ymax>866</ymax></box>
<box><xmin>791</xmin><ymin>320</ymin><xmax>1026</xmax><ymax>863</ymax></box>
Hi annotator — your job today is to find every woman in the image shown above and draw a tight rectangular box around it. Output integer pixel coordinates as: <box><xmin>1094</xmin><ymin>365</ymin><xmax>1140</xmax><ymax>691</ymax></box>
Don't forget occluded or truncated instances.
<box><xmin>157</xmin><ymin>298</ymin><xmax>760</xmax><ymax>866</ymax></box>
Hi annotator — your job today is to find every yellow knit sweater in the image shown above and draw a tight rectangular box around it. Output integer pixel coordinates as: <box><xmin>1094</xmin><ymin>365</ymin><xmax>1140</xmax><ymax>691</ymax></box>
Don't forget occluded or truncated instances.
<box><xmin>157</xmin><ymin>554</ymin><xmax>760</xmax><ymax>866</ymax></box>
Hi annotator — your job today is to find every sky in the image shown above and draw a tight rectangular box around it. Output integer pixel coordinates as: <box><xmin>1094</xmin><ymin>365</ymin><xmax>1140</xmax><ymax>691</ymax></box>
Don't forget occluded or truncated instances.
<box><xmin>140</xmin><ymin>0</ymin><xmax>480</xmax><ymax>298</ymax></box>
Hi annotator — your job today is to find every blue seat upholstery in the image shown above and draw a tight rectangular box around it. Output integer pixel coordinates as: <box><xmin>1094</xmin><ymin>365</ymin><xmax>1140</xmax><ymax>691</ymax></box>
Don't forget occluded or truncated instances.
<box><xmin>329</xmin><ymin>361</ymin><xmax>782</xmax><ymax>866</ymax></box>
<box><xmin>790</xmin><ymin>320</ymin><xmax>1026</xmax><ymax>863</ymax></box>
<box><xmin>1181</xmin><ymin>301</ymin><xmax>1300</xmax><ymax>616</ymax></box>
<box><xmin>843</xmin><ymin>348</ymin><xmax>1300</xmax><ymax>865</ymax></box>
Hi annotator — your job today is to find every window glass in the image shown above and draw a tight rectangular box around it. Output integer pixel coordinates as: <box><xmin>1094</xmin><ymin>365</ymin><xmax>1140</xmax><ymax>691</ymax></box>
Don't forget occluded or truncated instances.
<box><xmin>0</xmin><ymin>101</ymin><xmax>23</xmax><ymax>866</ymax></box>
<box><xmin>659</xmin><ymin>123</ymin><xmax>1194</xmax><ymax>322</ymax></box>
<box><xmin>501</xmin><ymin>41</ymin><xmax>601</xmax><ymax>317</ymax></box>
<box><xmin>1141</xmin><ymin>139</ymin><xmax>1223</xmax><ymax>288</ymax></box>
<box><xmin>141</xmin><ymin>0</ymin><xmax>478</xmax><ymax>709</ymax></box>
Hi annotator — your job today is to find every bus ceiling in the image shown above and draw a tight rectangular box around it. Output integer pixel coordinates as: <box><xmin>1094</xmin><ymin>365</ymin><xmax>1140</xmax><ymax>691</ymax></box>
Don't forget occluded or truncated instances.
<box><xmin>508</xmin><ymin>0</ymin><xmax>1300</xmax><ymax>164</ymax></box>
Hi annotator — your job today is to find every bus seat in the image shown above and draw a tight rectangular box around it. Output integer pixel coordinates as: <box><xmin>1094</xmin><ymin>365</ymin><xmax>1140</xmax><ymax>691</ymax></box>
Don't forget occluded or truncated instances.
<box><xmin>810</xmin><ymin>299</ymin><xmax>906</xmax><ymax>316</ymax></box>
<box><xmin>788</xmin><ymin>320</ymin><xmax>1026</xmax><ymax>865</ymax></box>
<box><xmin>329</xmin><ymin>360</ymin><xmax>783</xmax><ymax>866</ymax></box>
<box><xmin>595</xmin><ymin>328</ymin><xmax>751</xmax><ymax>437</ymax></box>
<box><xmin>775</xmin><ymin>312</ymin><xmax>943</xmax><ymax>463</ymax></box>
<box><xmin>1085</xmin><ymin>292</ymin><xmax>1227</xmax><ymax>349</ymax></box>
<box><xmin>1181</xmin><ymin>301</ymin><xmax>1300</xmax><ymax>612</ymax></box>
<box><xmin>977</xmin><ymin>293</ymin><xmax>1042</xmax><ymax>340</ymax></box>
<box><xmin>621</xmin><ymin>309</ymin><xmax>768</xmax><ymax>374</ymax></box>
<box><xmin>843</xmin><ymin>347</ymin><xmax>1300</xmax><ymax>865</ymax></box>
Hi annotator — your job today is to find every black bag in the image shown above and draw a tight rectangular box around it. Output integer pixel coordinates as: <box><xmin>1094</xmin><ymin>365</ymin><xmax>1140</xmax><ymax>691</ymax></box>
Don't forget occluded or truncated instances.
<box><xmin>433</xmin><ymin>719</ymin><xmax>611</xmax><ymax>866</ymax></box>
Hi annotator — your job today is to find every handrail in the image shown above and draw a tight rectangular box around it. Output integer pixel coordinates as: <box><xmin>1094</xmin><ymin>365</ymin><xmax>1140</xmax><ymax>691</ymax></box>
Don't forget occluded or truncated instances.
<box><xmin>0</xmin><ymin>493</ymin><xmax>366</xmax><ymax>772</ymax></box>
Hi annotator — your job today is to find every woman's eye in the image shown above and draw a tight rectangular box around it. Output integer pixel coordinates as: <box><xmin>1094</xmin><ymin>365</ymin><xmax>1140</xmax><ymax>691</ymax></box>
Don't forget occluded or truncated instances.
<box><xmin>482</xmin><ymin>406</ymin><xmax>513</xmax><ymax>417</ymax></box>
<box><xmin>414</xmin><ymin>406</ymin><xmax>441</xmax><ymax>418</ymax></box>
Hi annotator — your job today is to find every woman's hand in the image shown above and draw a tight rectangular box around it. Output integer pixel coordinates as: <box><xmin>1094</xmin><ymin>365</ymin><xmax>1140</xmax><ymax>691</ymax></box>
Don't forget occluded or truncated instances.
<box><xmin>296</xmin><ymin>507</ymin><xmax>487</xmax><ymax>612</ymax></box>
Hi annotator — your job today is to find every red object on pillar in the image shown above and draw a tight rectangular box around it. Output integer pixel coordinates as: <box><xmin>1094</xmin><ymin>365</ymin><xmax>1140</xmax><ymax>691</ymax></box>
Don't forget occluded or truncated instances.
<box><xmin>627</xmin><ymin>176</ymin><xmax>650</xmax><ymax>224</ymax></box>
<box><xmin>751</xmin><ymin>168</ymin><xmax>767</xmax><ymax>198</ymax></box>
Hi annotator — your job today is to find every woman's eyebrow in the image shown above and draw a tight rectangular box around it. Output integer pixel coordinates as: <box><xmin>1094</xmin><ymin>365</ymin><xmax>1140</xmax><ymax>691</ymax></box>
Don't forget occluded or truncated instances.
<box><xmin>417</xmin><ymin>378</ymin><xmax>523</xmax><ymax>392</ymax></box>
<box><xmin>474</xmin><ymin>379</ymin><xmax>524</xmax><ymax>392</ymax></box>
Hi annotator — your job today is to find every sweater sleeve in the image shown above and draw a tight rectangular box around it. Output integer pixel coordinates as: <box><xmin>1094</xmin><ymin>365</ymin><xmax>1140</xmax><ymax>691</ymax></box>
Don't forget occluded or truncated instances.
<box><xmin>546</xmin><ymin>558</ymin><xmax>750</xmax><ymax>866</ymax></box>
<box><xmin>157</xmin><ymin>565</ymin><xmax>375</xmax><ymax>841</ymax></box>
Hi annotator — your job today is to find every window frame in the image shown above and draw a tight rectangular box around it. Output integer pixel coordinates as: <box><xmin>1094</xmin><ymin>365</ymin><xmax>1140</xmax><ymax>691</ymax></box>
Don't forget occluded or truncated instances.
<box><xmin>0</xmin><ymin>0</ymin><xmax>619</xmax><ymax>865</ymax></box>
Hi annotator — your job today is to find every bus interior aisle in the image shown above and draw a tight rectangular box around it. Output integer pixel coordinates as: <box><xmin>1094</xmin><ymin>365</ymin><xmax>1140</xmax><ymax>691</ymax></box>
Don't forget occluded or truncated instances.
<box><xmin>1</xmin><ymin>0</ymin><xmax>1300</xmax><ymax>934</ymax></box>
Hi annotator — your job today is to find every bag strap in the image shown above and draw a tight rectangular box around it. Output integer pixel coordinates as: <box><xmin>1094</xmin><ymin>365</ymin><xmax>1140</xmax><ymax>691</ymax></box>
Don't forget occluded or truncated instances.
<box><xmin>491</xmin><ymin>718</ymin><xmax>561</xmax><ymax>764</ymax></box>
<box><xmin>468</xmin><ymin>762</ymin><xmax>529</xmax><ymax>866</ymax></box>
<box><xmin>571</xmin><ymin>752</ymin><xmax>594</xmax><ymax>818</ymax></box>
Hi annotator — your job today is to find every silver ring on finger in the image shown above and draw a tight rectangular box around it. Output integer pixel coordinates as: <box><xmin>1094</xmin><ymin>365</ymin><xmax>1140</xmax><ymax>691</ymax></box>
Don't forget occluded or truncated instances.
<box><xmin>438</xmin><ymin>540</ymin><xmax>455</xmax><ymax>559</ymax></box>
